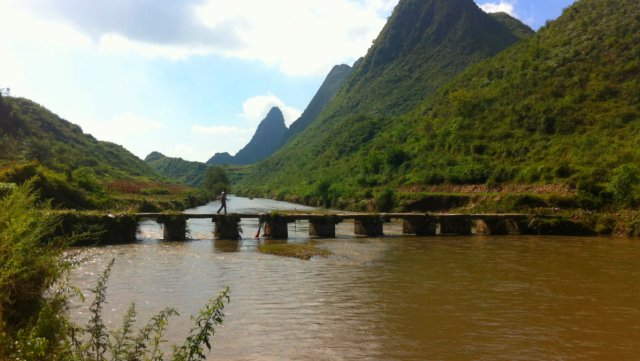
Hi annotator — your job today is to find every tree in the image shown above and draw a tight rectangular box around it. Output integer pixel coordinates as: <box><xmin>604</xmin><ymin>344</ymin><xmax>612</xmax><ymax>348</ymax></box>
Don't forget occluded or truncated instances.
<box><xmin>203</xmin><ymin>166</ymin><xmax>230</xmax><ymax>197</ymax></box>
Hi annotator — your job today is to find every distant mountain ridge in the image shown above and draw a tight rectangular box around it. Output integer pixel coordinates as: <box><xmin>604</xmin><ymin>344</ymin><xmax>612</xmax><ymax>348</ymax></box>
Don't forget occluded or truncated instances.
<box><xmin>207</xmin><ymin>107</ymin><xmax>287</xmax><ymax>165</ymax></box>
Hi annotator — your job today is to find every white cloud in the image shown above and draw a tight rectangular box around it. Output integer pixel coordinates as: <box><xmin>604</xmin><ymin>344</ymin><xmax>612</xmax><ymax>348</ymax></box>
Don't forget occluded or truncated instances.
<box><xmin>477</xmin><ymin>1</ymin><xmax>517</xmax><ymax>17</ymax></box>
<box><xmin>0</xmin><ymin>2</ymin><xmax>91</xmax><ymax>49</ymax></box>
<box><xmin>0</xmin><ymin>1</ymin><xmax>91</xmax><ymax>91</ymax></box>
<box><xmin>98</xmin><ymin>34</ymin><xmax>212</xmax><ymax>60</ymax></box>
<box><xmin>197</xmin><ymin>0</ymin><xmax>395</xmax><ymax>76</ymax></box>
<box><xmin>12</xmin><ymin>0</ymin><xmax>397</xmax><ymax>76</ymax></box>
<box><xmin>240</xmin><ymin>93</ymin><xmax>302</xmax><ymax>126</ymax></box>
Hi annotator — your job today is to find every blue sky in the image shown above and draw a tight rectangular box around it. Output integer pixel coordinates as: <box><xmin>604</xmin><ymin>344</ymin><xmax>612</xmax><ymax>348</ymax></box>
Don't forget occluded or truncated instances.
<box><xmin>0</xmin><ymin>0</ymin><xmax>576</xmax><ymax>162</ymax></box>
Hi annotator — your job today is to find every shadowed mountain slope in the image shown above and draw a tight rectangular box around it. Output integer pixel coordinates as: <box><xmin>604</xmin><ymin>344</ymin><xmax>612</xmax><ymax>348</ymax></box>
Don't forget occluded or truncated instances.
<box><xmin>282</xmin><ymin>64</ymin><xmax>353</xmax><ymax>143</ymax></box>
<box><xmin>208</xmin><ymin>107</ymin><xmax>288</xmax><ymax>165</ymax></box>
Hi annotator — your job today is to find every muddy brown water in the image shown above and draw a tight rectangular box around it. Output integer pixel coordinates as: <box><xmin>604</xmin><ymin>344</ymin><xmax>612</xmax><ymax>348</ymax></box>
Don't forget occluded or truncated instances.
<box><xmin>69</xmin><ymin>196</ymin><xmax>640</xmax><ymax>360</ymax></box>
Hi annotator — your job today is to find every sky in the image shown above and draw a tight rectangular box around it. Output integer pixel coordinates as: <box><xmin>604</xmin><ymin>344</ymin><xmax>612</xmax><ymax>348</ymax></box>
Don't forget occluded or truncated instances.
<box><xmin>0</xmin><ymin>0</ymin><xmax>576</xmax><ymax>162</ymax></box>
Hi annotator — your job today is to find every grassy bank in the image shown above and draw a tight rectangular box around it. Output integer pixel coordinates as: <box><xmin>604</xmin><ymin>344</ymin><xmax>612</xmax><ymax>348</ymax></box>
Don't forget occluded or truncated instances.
<box><xmin>258</xmin><ymin>242</ymin><xmax>331</xmax><ymax>260</ymax></box>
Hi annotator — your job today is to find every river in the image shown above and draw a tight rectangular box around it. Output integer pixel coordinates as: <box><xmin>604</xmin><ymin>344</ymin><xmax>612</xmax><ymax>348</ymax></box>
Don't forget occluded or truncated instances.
<box><xmin>70</xmin><ymin>196</ymin><xmax>640</xmax><ymax>360</ymax></box>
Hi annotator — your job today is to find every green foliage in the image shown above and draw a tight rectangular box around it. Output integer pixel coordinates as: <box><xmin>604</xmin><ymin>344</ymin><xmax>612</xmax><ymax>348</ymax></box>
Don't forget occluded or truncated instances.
<box><xmin>0</xmin><ymin>98</ymin><xmax>208</xmax><ymax>212</ymax></box>
<box><xmin>237</xmin><ymin>0</ymin><xmax>640</xmax><ymax>212</ymax></box>
<box><xmin>0</xmin><ymin>183</ymin><xmax>71</xmax><ymax>360</ymax></box>
<box><xmin>145</xmin><ymin>152</ymin><xmax>211</xmax><ymax>188</ymax></box>
<box><xmin>66</xmin><ymin>260</ymin><xmax>230</xmax><ymax>361</ymax></box>
<box><xmin>609</xmin><ymin>164</ymin><xmax>640</xmax><ymax>206</ymax></box>
<box><xmin>0</xmin><ymin>184</ymin><xmax>230</xmax><ymax>361</ymax></box>
<box><xmin>376</xmin><ymin>189</ymin><xmax>396</xmax><ymax>212</ymax></box>
<box><xmin>236</xmin><ymin>0</ymin><xmax>532</xmax><ymax>206</ymax></box>
<box><xmin>0</xmin><ymin>97</ymin><xmax>158</xmax><ymax>179</ymax></box>
<box><xmin>172</xmin><ymin>287</ymin><xmax>230</xmax><ymax>361</ymax></box>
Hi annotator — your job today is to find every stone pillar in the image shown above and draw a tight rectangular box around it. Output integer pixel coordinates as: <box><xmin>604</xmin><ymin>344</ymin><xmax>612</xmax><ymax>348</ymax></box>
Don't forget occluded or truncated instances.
<box><xmin>309</xmin><ymin>217</ymin><xmax>338</xmax><ymax>238</ymax></box>
<box><xmin>439</xmin><ymin>215</ymin><xmax>472</xmax><ymax>235</ymax></box>
<box><xmin>505</xmin><ymin>218</ymin><xmax>521</xmax><ymax>234</ymax></box>
<box><xmin>354</xmin><ymin>217</ymin><xmax>384</xmax><ymax>236</ymax></box>
<box><xmin>402</xmin><ymin>216</ymin><xmax>437</xmax><ymax>235</ymax></box>
<box><xmin>476</xmin><ymin>218</ymin><xmax>521</xmax><ymax>235</ymax></box>
<box><xmin>214</xmin><ymin>214</ymin><xmax>241</xmax><ymax>240</ymax></box>
<box><xmin>159</xmin><ymin>215</ymin><xmax>187</xmax><ymax>241</ymax></box>
<box><xmin>263</xmin><ymin>215</ymin><xmax>289</xmax><ymax>239</ymax></box>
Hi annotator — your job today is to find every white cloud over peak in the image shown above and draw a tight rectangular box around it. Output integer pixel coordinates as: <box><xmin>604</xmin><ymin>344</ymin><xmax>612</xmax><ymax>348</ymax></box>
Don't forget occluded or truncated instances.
<box><xmin>240</xmin><ymin>93</ymin><xmax>302</xmax><ymax>126</ymax></box>
<box><xmin>197</xmin><ymin>0</ymin><xmax>396</xmax><ymax>76</ymax></box>
<box><xmin>477</xmin><ymin>1</ymin><xmax>517</xmax><ymax>17</ymax></box>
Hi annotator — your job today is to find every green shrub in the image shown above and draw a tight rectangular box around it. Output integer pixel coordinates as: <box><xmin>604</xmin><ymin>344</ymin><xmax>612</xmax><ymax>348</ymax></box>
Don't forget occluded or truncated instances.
<box><xmin>0</xmin><ymin>184</ymin><xmax>231</xmax><ymax>361</ymax></box>
<box><xmin>609</xmin><ymin>164</ymin><xmax>640</xmax><ymax>207</ymax></box>
<box><xmin>376</xmin><ymin>188</ymin><xmax>396</xmax><ymax>212</ymax></box>
<box><xmin>0</xmin><ymin>182</ymin><xmax>70</xmax><ymax>360</ymax></box>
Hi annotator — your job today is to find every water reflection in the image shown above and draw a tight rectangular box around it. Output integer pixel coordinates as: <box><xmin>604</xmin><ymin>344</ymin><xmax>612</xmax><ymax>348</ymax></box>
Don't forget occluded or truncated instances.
<box><xmin>69</xmin><ymin>197</ymin><xmax>640</xmax><ymax>361</ymax></box>
<box><xmin>213</xmin><ymin>238</ymin><xmax>240</xmax><ymax>253</ymax></box>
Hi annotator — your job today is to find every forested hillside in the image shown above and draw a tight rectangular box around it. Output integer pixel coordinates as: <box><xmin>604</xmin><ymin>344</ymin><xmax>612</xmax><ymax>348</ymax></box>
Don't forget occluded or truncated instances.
<box><xmin>0</xmin><ymin>96</ymin><xmax>208</xmax><ymax>210</ymax></box>
<box><xmin>145</xmin><ymin>151</ymin><xmax>209</xmax><ymax>187</ymax></box>
<box><xmin>326</xmin><ymin>0</ymin><xmax>533</xmax><ymax>118</ymax></box>
<box><xmin>0</xmin><ymin>97</ymin><xmax>157</xmax><ymax>178</ymax></box>
<box><xmin>237</xmin><ymin>0</ymin><xmax>535</xmax><ymax>207</ymax></box>
<box><xmin>398</xmin><ymin>0</ymin><xmax>640</xmax><ymax>208</ymax></box>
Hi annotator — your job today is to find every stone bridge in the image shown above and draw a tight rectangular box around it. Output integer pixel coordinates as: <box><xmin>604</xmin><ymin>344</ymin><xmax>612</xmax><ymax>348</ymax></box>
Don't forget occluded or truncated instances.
<box><xmin>135</xmin><ymin>212</ymin><xmax>538</xmax><ymax>240</ymax></box>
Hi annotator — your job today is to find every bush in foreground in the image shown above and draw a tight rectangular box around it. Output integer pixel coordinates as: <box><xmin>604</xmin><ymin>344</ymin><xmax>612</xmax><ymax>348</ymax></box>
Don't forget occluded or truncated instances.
<box><xmin>0</xmin><ymin>184</ymin><xmax>230</xmax><ymax>361</ymax></box>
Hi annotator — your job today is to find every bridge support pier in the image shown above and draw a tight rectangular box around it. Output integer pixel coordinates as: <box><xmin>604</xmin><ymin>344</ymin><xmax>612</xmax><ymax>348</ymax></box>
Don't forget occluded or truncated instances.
<box><xmin>214</xmin><ymin>214</ymin><xmax>241</xmax><ymax>239</ymax></box>
<box><xmin>439</xmin><ymin>215</ymin><xmax>472</xmax><ymax>235</ymax></box>
<box><xmin>309</xmin><ymin>217</ymin><xmax>339</xmax><ymax>238</ymax></box>
<box><xmin>475</xmin><ymin>218</ymin><xmax>520</xmax><ymax>235</ymax></box>
<box><xmin>159</xmin><ymin>215</ymin><xmax>187</xmax><ymax>241</ymax></box>
<box><xmin>402</xmin><ymin>216</ymin><xmax>437</xmax><ymax>235</ymax></box>
<box><xmin>354</xmin><ymin>217</ymin><xmax>384</xmax><ymax>236</ymax></box>
<box><xmin>263</xmin><ymin>215</ymin><xmax>289</xmax><ymax>239</ymax></box>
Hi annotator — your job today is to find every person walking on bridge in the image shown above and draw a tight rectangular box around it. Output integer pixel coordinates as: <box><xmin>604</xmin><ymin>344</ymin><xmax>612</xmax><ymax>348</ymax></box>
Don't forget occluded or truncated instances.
<box><xmin>217</xmin><ymin>191</ymin><xmax>228</xmax><ymax>214</ymax></box>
